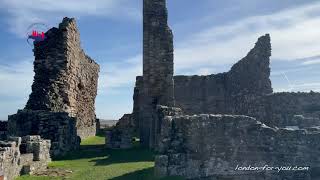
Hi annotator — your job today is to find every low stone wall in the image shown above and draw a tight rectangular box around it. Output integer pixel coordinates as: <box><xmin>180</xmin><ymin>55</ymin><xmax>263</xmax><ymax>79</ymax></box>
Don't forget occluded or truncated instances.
<box><xmin>154</xmin><ymin>106</ymin><xmax>183</xmax><ymax>149</ymax></box>
<box><xmin>174</xmin><ymin>74</ymin><xmax>228</xmax><ymax>115</ymax></box>
<box><xmin>247</xmin><ymin>92</ymin><xmax>320</xmax><ymax>128</ymax></box>
<box><xmin>155</xmin><ymin>114</ymin><xmax>320</xmax><ymax>180</ymax></box>
<box><xmin>0</xmin><ymin>136</ymin><xmax>51</xmax><ymax>180</ymax></box>
<box><xmin>8</xmin><ymin>110</ymin><xmax>80</xmax><ymax>156</ymax></box>
<box><xmin>108</xmin><ymin>106</ymin><xmax>183</xmax><ymax>150</ymax></box>
<box><xmin>77</xmin><ymin>124</ymin><xmax>96</xmax><ymax>140</ymax></box>
<box><xmin>106</xmin><ymin>114</ymin><xmax>134</xmax><ymax>149</ymax></box>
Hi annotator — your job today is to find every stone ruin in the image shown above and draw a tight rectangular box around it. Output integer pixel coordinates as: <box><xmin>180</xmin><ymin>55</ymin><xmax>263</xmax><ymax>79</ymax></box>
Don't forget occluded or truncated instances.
<box><xmin>0</xmin><ymin>136</ymin><xmax>51</xmax><ymax>180</ymax></box>
<box><xmin>6</xmin><ymin>17</ymin><xmax>100</xmax><ymax>156</ymax></box>
<box><xmin>106</xmin><ymin>114</ymin><xmax>134</xmax><ymax>149</ymax></box>
<box><xmin>0</xmin><ymin>17</ymin><xmax>100</xmax><ymax>179</ymax></box>
<box><xmin>24</xmin><ymin>17</ymin><xmax>99</xmax><ymax>139</ymax></box>
<box><xmin>8</xmin><ymin>110</ymin><xmax>79</xmax><ymax>156</ymax></box>
<box><xmin>109</xmin><ymin>0</ymin><xmax>176</xmax><ymax>149</ymax></box>
<box><xmin>108</xmin><ymin>0</ymin><xmax>320</xmax><ymax>179</ymax></box>
<box><xmin>0</xmin><ymin>122</ymin><xmax>7</xmax><ymax>140</ymax></box>
<box><xmin>155</xmin><ymin>114</ymin><xmax>320</xmax><ymax>179</ymax></box>
<box><xmin>0</xmin><ymin>0</ymin><xmax>317</xmax><ymax>179</ymax></box>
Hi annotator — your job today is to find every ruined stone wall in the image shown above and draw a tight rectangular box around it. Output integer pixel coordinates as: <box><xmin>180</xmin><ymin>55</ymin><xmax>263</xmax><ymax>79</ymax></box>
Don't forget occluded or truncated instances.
<box><xmin>106</xmin><ymin>114</ymin><xmax>134</xmax><ymax>149</ymax></box>
<box><xmin>0</xmin><ymin>122</ymin><xmax>7</xmax><ymax>140</ymax></box>
<box><xmin>108</xmin><ymin>105</ymin><xmax>182</xmax><ymax>150</ymax></box>
<box><xmin>25</xmin><ymin>17</ymin><xmax>99</xmax><ymax>139</ymax></box>
<box><xmin>134</xmin><ymin>34</ymin><xmax>272</xmax><ymax>116</ymax></box>
<box><xmin>174</xmin><ymin>82</ymin><xmax>320</xmax><ymax>128</ymax></box>
<box><xmin>173</xmin><ymin>34</ymin><xmax>272</xmax><ymax>115</ymax></box>
<box><xmin>174</xmin><ymin>74</ymin><xmax>227</xmax><ymax>114</ymax></box>
<box><xmin>143</xmin><ymin>0</ymin><xmax>174</xmax><ymax>106</ymax></box>
<box><xmin>8</xmin><ymin>110</ymin><xmax>79</xmax><ymax>156</ymax></box>
<box><xmin>0</xmin><ymin>136</ymin><xmax>51</xmax><ymax>180</ymax></box>
<box><xmin>154</xmin><ymin>105</ymin><xmax>183</xmax><ymax>149</ymax></box>
<box><xmin>134</xmin><ymin>34</ymin><xmax>320</xmax><ymax>129</ymax></box>
<box><xmin>139</xmin><ymin>0</ymin><xmax>175</xmax><ymax>148</ymax></box>
<box><xmin>155</xmin><ymin>114</ymin><xmax>320</xmax><ymax>180</ymax></box>
<box><xmin>226</xmin><ymin>35</ymin><xmax>272</xmax><ymax>96</ymax></box>
<box><xmin>247</xmin><ymin>92</ymin><xmax>320</xmax><ymax>128</ymax></box>
<box><xmin>0</xmin><ymin>138</ymin><xmax>20</xmax><ymax>180</ymax></box>
<box><xmin>134</xmin><ymin>34</ymin><xmax>272</xmax><ymax>147</ymax></box>
<box><xmin>132</xmin><ymin>76</ymin><xmax>143</xmax><ymax>133</ymax></box>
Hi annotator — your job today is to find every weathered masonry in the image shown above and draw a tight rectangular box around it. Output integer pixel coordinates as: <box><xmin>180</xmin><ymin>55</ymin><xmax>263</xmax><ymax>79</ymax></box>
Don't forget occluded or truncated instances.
<box><xmin>8</xmin><ymin>17</ymin><xmax>100</xmax><ymax>156</ymax></box>
<box><xmin>138</xmin><ymin>0</ymin><xmax>175</xmax><ymax>148</ymax></box>
<box><xmin>24</xmin><ymin>17</ymin><xmax>100</xmax><ymax>139</ymax></box>
<box><xmin>108</xmin><ymin>0</ymin><xmax>320</xmax><ymax>179</ymax></box>
<box><xmin>0</xmin><ymin>136</ymin><xmax>51</xmax><ymax>180</ymax></box>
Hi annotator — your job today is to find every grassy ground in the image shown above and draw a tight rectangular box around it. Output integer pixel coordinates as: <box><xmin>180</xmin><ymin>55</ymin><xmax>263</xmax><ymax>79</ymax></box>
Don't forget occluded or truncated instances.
<box><xmin>17</xmin><ymin>135</ymin><xmax>184</xmax><ymax>180</ymax></box>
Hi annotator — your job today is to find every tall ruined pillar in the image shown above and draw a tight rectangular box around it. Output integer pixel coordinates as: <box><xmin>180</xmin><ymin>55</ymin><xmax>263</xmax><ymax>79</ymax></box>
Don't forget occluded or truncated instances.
<box><xmin>24</xmin><ymin>17</ymin><xmax>100</xmax><ymax>139</ymax></box>
<box><xmin>140</xmin><ymin>0</ymin><xmax>174</xmax><ymax>148</ymax></box>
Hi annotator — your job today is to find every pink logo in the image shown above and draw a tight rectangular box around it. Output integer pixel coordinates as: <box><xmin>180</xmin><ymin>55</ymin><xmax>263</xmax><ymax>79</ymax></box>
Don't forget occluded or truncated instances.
<box><xmin>26</xmin><ymin>23</ymin><xmax>49</xmax><ymax>47</ymax></box>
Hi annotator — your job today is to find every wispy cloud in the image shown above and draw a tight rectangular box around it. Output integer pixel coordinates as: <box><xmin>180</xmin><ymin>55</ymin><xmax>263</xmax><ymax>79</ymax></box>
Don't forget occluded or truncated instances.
<box><xmin>300</xmin><ymin>55</ymin><xmax>320</xmax><ymax>65</ymax></box>
<box><xmin>0</xmin><ymin>59</ymin><xmax>33</xmax><ymax>119</ymax></box>
<box><xmin>0</xmin><ymin>60</ymin><xmax>33</xmax><ymax>97</ymax></box>
<box><xmin>1</xmin><ymin>1</ymin><xmax>320</xmax><ymax>119</ymax></box>
<box><xmin>0</xmin><ymin>55</ymin><xmax>142</xmax><ymax>119</ymax></box>
<box><xmin>270</xmin><ymin>60</ymin><xmax>320</xmax><ymax>92</ymax></box>
<box><xmin>174</xmin><ymin>1</ymin><xmax>320</xmax><ymax>72</ymax></box>
<box><xmin>0</xmin><ymin>0</ymin><xmax>140</xmax><ymax>37</ymax></box>
<box><xmin>98</xmin><ymin>55</ymin><xmax>142</xmax><ymax>95</ymax></box>
<box><xmin>93</xmin><ymin>1</ymin><xmax>320</xmax><ymax>93</ymax></box>
<box><xmin>302</xmin><ymin>60</ymin><xmax>320</xmax><ymax>65</ymax></box>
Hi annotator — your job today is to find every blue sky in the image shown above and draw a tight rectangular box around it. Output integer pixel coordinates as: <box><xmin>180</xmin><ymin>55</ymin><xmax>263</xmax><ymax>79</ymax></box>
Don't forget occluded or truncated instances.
<box><xmin>0</xmin><ymin>0</ymin><xmax>320</xmax><ymax>120</ymax></box>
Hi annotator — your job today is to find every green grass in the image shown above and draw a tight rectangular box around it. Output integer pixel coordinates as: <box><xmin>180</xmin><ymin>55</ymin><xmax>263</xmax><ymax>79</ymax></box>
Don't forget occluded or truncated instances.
<box><xmin>16</xmin><ymin>135</ymin><xmax>184</xmax><ymax>180</ymax></box>
<box><xmin>80</xmin><ymin>135</ymin><xmax>105</xmax><ymax>146</ymax></box>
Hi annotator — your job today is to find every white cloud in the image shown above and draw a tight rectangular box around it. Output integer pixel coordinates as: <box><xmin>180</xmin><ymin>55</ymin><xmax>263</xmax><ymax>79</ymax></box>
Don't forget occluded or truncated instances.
<box><xmin>3</xmin><ymin>54</ymin><xmax>138</xmax><ymax>91</ymax></box>
<box><xmin>302</xmin><ymin>59</ymin><xmax>320</xmax><ymax>65</ymax></box>
<box><xmin>174</xmin><ymin>1</ymin><xmax>320</xmax><ymax>72</ymax></box>
<box><xmin>0</xmin><ymin>60</ymin><xmax>33</xmax><ymax>97</ymax></box>
<box><xmin>98</xmin><ymin>55</ymin><xmax>142</xmax><ymax>95</ymax></box>
<box><xmin>0</xmin><ymin>55</ymin><xmax>142</xmax><ymax>119</ymax></box>
<box><xmin>0</xmin><ymin>0</ymin><xmax>140</xmax><ymax>37</ymax></box>
<box><xmin>270</xmin><ymin>66</ymin><xmax>320</xmax><ymax>92</ymax></box>
<box><xmin>1</xmin><ymin>1</ymin><xmax>320</xmax><ymax>119</ymax></box>
<box><xmin>96</xmin><ymin>1</ymin><xmax>320</xmax><ymax>94</ymax></box>
<box><xmin>0</xmin><ymin>59</ymin><xmax>34</xmax><ymax>119</ymax></box>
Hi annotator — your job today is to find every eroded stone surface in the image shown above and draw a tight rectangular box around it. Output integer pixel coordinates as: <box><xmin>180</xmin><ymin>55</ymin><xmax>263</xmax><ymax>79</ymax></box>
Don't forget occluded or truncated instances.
<box><xmin>25</xmin><ymin>17</ymin><xmax>99</xmax><ymax>139</ymax></box>
<box><xmin>155</xmin><ymin>115</ymin><xmax>320</xmax><ymax>180</ymax></box>
<box><xmin>8</xmin><ymin>17</ymin><xmax>99</xmax><ymax>157</ymax></box>
<box><xmin>0</xmin><ymin>136</ymin><xmax>51</xmax><ymax>180</ymax></box>
<box><xmin>247</xmin><ymin>92</ymin><xmax>320</xmax><ymax>128</ymax></box>
<box><xmin>8</xmin><ymin>110</ymin><xmax>79</xmax><ymax>156</ymax></box>
<box><xmin>134</xmin><ymin>34</ymin><xmax>320</xmax><ymax>133</ymax></box>
<box><xmin>138</xmin><ymin>0</ymin><xmax>175</xmax><ymax>148</ymax></box>
<box><xmin>137</xmin><ymin>34</ymin><xmax>272</xmax><ymax>116</ymax></box>
<box><xmin>106</xmin><ymin>114</ymin><xmax>134</xmax><ymax>149</ymax></box>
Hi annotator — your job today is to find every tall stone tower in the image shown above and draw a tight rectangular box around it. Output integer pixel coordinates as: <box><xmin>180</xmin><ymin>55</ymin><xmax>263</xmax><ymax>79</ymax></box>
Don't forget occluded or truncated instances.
<box><xmin>143</xmin><ymin>0</ymin><xmax>174</xmax><ymax>106</ymax></box>
<box><xmin>140</xmin><ymin>0</ymin><xmax>175</xmax><ymax>147</ymax></box>
<box><xmin>25</xmin><ymin>17</ymin><xmax>100</xmax><ymax>139</ymax></box>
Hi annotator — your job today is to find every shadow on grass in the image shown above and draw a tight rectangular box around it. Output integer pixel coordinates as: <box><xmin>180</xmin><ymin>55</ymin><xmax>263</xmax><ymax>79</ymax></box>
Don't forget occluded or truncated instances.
<box><xmin>53</xmin><ymin>144</ymin><xmax>106</xmax><ymax>160</ymax></box>
<box><xmin>53</xmin><ymin>141</ymin><xmax>154</xmax><ymax>166</ymax></box>
<box><xmin>109</xmin><ymin>167</ymin><xmax>185</xmax><ymax>180</ymax></box>
<box><xmin>91</xmin><ymin>144</ymin><xmax>154</xmax><ymax>166</ymax></box>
